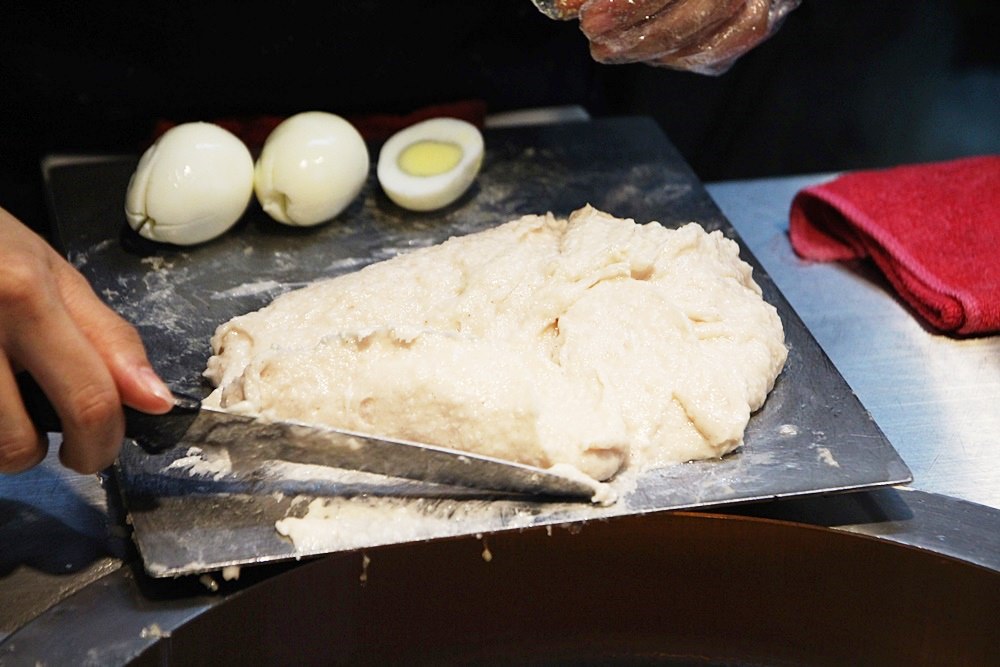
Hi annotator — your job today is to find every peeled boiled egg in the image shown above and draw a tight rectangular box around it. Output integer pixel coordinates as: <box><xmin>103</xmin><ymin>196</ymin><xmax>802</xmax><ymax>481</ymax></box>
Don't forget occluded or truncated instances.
<box><xmin>254</xmin><ymin>111</ymin><xmax>369</xmax><ymax>226</ymax></box>
<box><xmin>124</xmin><ymin>122</ymin><xmax>254</xmax><ymax>246</ymax></box>
<box><xmin>376</xmin><ymin>117</ymin><xmax>484</xmax><ymax>211</ymax></box>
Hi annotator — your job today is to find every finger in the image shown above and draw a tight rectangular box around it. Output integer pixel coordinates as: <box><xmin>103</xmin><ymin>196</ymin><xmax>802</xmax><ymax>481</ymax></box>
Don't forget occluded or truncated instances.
<box><xmin>583</xmin><ymin>0</ymin><xmax>743</xmax><ymax>63</ymax></box>
<box><xmin>656</xmin><ymin>0</ymin><xmax>768</xmax><ymax>72</ymax></box>
<box><xmin>532</xmin><ymin>0</ymin><xmax>586</xmax><ymax>20</ymax></box>
<box><xmin>580</xmin><ymin>0</ymin><xmax>678</xmax><ymax>38</ymax></box>
<box><xmin>614</xmin><ymin>0</ymin><xmax>742</xmax><ymax>62</ymax></box>
<box><xmin>0</xmin><ymin>354</ymin><xmax>48</xmax><ymax>473</ymax></box>
<box><xmin>52</xmin><ymin>255</ymin><xmax>174</xmax><ymax>415</ymax></box>
<box><xmin>23</xmin><ymin>334</ymin><xmax>124</xmax><ymax>474</ymax></box>
<box><xmin>6</xmin><ymin>278</ymin><xmax>125</xmax><ymax>475</ymax></box>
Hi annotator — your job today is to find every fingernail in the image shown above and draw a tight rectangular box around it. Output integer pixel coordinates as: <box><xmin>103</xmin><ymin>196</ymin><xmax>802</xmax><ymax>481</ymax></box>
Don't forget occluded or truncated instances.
<box><xmin>138</xmin><ymin>366</ymin><xmax>175</xmax><ymax>408</ymax></box>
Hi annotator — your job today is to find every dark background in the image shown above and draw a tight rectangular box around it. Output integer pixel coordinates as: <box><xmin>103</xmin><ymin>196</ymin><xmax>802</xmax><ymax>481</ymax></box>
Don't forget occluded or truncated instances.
<box><xmin>1</xmin><ymin>1</ymin><xmax>997</xmax><ymax>236</ymax></box>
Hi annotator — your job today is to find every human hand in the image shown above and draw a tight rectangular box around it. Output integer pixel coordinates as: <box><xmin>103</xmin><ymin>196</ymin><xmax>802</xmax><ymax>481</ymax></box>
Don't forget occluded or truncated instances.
<box><xmin>534</xmin><ymin>0</ymin><xmax>800</xmax><ymax>75</ymax></box>
<box><xmin>0</xmin><ymin>207</ymin><xmax>174</xmax><ymax>474</ymax></box>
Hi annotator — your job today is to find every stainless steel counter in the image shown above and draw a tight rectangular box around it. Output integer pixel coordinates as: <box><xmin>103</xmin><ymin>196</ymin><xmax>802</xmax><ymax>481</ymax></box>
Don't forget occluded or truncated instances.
<box><xmin>2</xmin><ymin>167</ymin><xmax>998</xmax><ymax>658</ymax></box>
<box><xmin>708</xmin><ymin>175</ymin><xmax>1000</xmax><ymax>510</ymax></box>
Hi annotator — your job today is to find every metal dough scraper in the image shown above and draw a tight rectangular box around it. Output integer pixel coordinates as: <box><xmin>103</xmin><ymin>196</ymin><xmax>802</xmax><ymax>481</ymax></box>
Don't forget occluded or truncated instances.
<box><xmin>16</xmin><ymin>375</ymin><xmax>600</xmax><ymax>501</ymax></box>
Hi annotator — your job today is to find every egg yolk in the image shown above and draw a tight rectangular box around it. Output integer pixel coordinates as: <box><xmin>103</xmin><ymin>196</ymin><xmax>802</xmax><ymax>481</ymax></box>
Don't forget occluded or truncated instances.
<box><xmin>397</xmin><ymin>140</ymin><xmax>463</xmax><ymax>177</ymax></box>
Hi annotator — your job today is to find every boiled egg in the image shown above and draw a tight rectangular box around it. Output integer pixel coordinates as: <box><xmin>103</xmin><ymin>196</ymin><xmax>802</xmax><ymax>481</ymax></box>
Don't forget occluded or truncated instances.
<box><xmin>376</xmin><ymin>117</ymin><xmax>484</xmax><ymax>211</ymax></box>
<box><xmin>254</xmin><ymin>111</ymin><xmax>369</xmax><ymax>226</ymax></box>
<box><xmin>124</xmin><ymin>122</ymin><xmax>254</xmax><ymax>246</ymax></box>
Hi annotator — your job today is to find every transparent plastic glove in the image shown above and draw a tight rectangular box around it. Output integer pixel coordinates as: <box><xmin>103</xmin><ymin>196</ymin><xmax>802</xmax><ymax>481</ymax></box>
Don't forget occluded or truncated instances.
<box><xmin>534</xmin><ymin>0</ymin><xmax>801</xmax><ymax>75</ymax></box>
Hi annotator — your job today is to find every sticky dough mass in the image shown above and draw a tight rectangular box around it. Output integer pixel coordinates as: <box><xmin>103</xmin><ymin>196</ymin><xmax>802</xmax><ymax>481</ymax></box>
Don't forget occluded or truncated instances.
<box><xmin>203</xmin><ymin>206</ymin><xmax>787</xmax><ymax>482</ymax></box>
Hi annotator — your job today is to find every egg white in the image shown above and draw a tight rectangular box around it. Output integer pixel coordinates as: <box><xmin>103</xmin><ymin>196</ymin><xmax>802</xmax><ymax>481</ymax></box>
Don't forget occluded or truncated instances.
<box><xmin>254</xmin><ymin>111</ymin><xmax>369</xmax><ymax>226</ymax></box>
<box><xmin>124</xmin><ymin>122</ymin><xmax>254</xmax><ymax>246</ymax></box>
<box><xmin>376</xmin><ymin>117</ymin><xmax>484</xmax><ymax>212</ymax></box>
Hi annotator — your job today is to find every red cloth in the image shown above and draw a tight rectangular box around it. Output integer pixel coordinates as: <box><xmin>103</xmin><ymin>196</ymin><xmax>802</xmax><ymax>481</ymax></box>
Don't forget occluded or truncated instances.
<box><xmin>150</xmin><ymin>99</ymin><xmax>489</xmax><ymax>150</ymax></box>
<box><xmin>789</xmin><ymin>156</ymin><xmax>1000</xmax><ymax>336</ymax></box>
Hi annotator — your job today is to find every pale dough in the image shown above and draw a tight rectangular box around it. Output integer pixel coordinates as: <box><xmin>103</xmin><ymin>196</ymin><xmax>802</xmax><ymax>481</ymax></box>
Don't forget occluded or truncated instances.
<box><xmin>203</xmin><ymin>206</ymin><xmax>787</xmax><ymax>482</ymax></box>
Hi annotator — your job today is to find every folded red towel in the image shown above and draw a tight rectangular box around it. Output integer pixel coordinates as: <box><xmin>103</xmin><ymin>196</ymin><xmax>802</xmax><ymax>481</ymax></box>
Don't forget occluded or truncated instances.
<box><xmin>789</xmin><ymin>156</ymin><xmax>1000</xmax><ymax>336</ymax></box>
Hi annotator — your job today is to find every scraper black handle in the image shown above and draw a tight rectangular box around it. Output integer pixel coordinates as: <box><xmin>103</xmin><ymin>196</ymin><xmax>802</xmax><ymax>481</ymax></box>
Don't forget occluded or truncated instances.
<box><xmin>15</xmin><ymin>372</ymin><xmax>202</xmax><ymax>454</ymax></box>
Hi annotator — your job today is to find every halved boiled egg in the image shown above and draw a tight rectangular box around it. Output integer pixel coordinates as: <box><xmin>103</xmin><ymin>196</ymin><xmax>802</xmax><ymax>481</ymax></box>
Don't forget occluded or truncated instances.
<box><xmin>376</xmin><ymin>117</ymin><xmax>484</xmax><ymax>211</ymax></box>
<box><xmin>124</xmin><ymin>122</ymin><xmax>254</xmax><ymax>246</ymax></box>
<box><xmin>254</xmin><ymin>111</ymin><xmax>369</xmax><ymax>226</ymax></box>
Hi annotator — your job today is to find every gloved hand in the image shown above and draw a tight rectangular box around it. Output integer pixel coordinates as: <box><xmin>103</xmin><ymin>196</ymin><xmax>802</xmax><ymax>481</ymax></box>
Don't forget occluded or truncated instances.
<box><xmin>534</xmin><ymin>0</ymin><xmax>800</xmax><ymax>75</ymax></box>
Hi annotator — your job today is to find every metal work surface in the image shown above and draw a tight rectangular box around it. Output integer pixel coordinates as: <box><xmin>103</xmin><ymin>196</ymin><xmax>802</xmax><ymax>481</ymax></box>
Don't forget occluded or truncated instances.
<box><xmin>708</xmin><ymin>176</ymin><xmax>1000</xmax><ymax>510</ymax></box>
<box><xmin>3</xmin><ymin>126</ymin><xmax>999</xmax><ymax>662</ymax></box>
<box><xmin>0</xmin><ymin>440</ymin><xmax>124</xmax><ymax>643</ymax></box>
<box><xmin>3</xmin><ymin>491</ymin><xmax>999</xmax><ymax>666</ymax></box>
<box><xmin>42</xmin><ymin>117</ymin><xmax>910</xmax><ymax>577</ymax></box>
